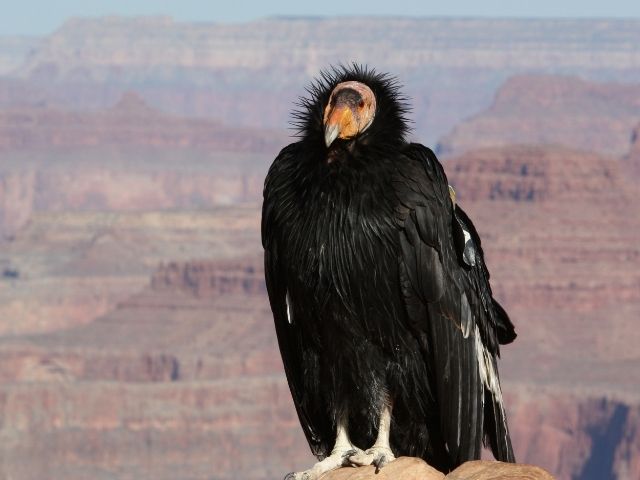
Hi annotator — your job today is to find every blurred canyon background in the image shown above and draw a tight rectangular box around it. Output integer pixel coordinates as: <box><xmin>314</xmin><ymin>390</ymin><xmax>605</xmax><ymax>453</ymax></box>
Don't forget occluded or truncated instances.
<box><xmin>0</xmin><ymin>15</ymin><xmax>639</xmax><ymax>480</ymax></box>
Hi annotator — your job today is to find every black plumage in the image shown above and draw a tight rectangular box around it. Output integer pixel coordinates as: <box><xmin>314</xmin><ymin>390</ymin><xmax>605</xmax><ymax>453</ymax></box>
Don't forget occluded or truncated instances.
<box><xmin>262</xmin><ymin>65</ymin><xmax>516</xmax><ymax>473</ymax></box>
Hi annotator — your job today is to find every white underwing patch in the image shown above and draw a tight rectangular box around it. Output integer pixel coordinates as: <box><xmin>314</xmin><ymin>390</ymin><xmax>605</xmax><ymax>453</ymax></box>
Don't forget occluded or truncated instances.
<box><xmin>475</xmin><ymin>324</ymin><xmax>510</xmax><ymax>437</ymax></box>
<box><xmin>474</xmin><ymin>325</ymin><xmax>503</xmax><ymax>406</ymax></box>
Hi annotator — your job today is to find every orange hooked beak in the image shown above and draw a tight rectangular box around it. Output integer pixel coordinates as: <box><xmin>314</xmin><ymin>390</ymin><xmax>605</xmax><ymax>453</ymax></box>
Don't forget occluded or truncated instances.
<box><xmin>323</xmin><ymin>105</ymin><xmax>358</xmax><ymax>147</ymax></box>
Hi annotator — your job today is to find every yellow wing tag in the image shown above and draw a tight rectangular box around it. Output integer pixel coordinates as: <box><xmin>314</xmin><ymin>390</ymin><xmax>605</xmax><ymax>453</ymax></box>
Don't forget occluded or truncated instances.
<box><xmin>448</xmin><ymin>185</ymin><xmax>456</xmax><ymax>206</ymax></box>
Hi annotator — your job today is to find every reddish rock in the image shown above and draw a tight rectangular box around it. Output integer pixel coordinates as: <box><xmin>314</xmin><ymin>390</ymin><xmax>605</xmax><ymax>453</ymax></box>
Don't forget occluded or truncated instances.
<box><xmin>0</xmin><ymin>168</ymin><xmax>35</xmax><ymax>237</ymax></box>
<box><xmin>0</xmin><ymin>147</ymin><xmax>269</xmax><ymax>239</ymax></box>
<box><xmin>505</xmin><ymin>390</ymin><xmax>640</xmax><ymax>480</ymax></box>
<box><xmin>3</xmin><ymin>17</ymin><xmax>640</xmax><ymax>146</ymax></box>
<box><xmin>150</xmin><ymin>258</ymin><xmax>266</xmax><ymax>298</ymax></box>
<box><xmin>0</xmin><ymin>207</ymin><xmax>262</xmax><ymax>335</ymax></box>
<box><xmin>443</xmin><ymin>145</ymin><xmax>639</xmax><ymax>320</ymax></box>
<box><xmin>0</xmin><ymin>249</ymin><xmax>637</xmax><ymax>479</ymax></box>
<box><xmin>320</xmin><ymin>457</ymin><xmax>445</xmax><ymax>480</ymax></box>
<box><xmin>437</xmin><ymin>75</ymin><xmax>640</xmax><ymax>157</ymax></box>
<box><xmin>21</xmin><ymin>17</ymin><xmax>640</xmax><ymax>83</ymax></box>
<box><xmin>447</xmin><ymin>460</ymin><xmax>554</xmax><ymax>479</ymax></box>
<box><xmin>0</xmin><ymin>138</ymin><xmax>638</xmax><ymax>479</ymax></box>
<box><xmin>319</xmin><ymin>458</ymin><xmax>554</xmax><ymax>480</ymax></box>
<box><xmin>0</xmin><ymin>92</ymin><xmax>286</xmax><ymax>152</ymax></box>
<box><xmin>445</xmin><ymin>145</ymin><xmax>624</xmax><ymax>203</ymax></box>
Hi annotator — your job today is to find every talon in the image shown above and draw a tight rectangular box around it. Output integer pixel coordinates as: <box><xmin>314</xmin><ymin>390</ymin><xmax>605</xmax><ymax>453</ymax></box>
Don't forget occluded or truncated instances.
<box><xmin>342</xmin><ymin>449</ymin><xmax>357</xmax><ymax>467</ymax></box>
<box><xmin>343</xmin><ymin>449</ymin><xmax>357</xmax><ymax>459</ymax></box>
<box><xmin>283</xmin><ymin>473</ymin><xmax>308</xmax><ymax>480</ymax></box>
<box><xmin>372</xmin><ymin>455</ymin><xmax>387</xmax><ymax>473</ymax></box>
<box><xmin>373</xmin><ymin>455</ymin><xmax>386</xmax><ymax>474</ymax></box>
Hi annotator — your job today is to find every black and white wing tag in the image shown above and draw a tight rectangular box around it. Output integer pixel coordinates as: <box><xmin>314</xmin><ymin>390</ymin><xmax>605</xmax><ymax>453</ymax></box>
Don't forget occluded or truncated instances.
<box><xmin>449</xmin><ymin>186</ymin><xmax>477</xmax><ymax>268</ymax></box>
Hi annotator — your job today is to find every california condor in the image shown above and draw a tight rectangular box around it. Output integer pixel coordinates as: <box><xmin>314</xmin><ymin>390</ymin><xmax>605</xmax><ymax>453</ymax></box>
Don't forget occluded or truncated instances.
<box><xmin>262</xmin><ymin>65</ymin><xmax>517</xmax><ymax>479</ymax></box>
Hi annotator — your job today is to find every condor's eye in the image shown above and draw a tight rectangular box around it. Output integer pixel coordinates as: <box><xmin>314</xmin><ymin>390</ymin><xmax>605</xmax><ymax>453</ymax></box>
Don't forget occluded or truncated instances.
<box><xmin>358</xmin><ymin>99</ymin><xmax>365</xmax><ymax>108</ymax></box>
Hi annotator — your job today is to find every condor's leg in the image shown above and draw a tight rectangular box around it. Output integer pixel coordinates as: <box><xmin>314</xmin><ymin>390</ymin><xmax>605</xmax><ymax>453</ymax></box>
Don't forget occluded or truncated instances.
<box><xmin>349</xmin><ymin>402</ymin><xmax>396</xmax><ymax>472</ymax></box>
<box><xmin>285</xmin><ymin>415</ymin><xmax>363</xmax><ymax>480</ymax></box>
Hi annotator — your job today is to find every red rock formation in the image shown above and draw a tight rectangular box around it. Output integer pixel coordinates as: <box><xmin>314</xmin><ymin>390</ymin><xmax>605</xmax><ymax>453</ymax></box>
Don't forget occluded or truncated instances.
<box><xmin>0</xmin><ymin>167</ymin><xmax>35</xmax><ymax>237</ymax></box>
<box><xmin>0</xmin><ymin>250</ymin><xmax>638</xmax><ymax>479</ymax></box>
<box><xmin>0</xmin><ymin>94</ymin><xmax>275</xmax><ymax>237</ymax></box>
<box><xmin>505</xmin><ymin>389</ymin><xmax>640</xmax><ymax>479</ymax></box>
<box><xmin>443</xmin><ymin>145</ymin><xmax>639</xmax><ymax>313</ymax></box>
<box><xmin>445</xmin><ymin>145</ymin><xmax>623</xmax><ymax>203</ymax></box>
<box><xmin>0</xmin><ymin>76</ymin><xmax>638</xmax><ymax>479</ymax></box>
<box><xmin>0</xmin><ymin>206</ymin><xmax>262</xmax><ymax>335</ymax></box>
<box><xmin>437</xmin><ymin>75</ymin><xmax>640</xmax><ymax>157</ymax></box>
<box><xmin>3</xmin><ymin>17</ymin><xmax>640</xmax><ymax>146</ymax></box>
<box><xmin>0</xmin><ymin>161</ymin><xmax>267</xmax><ymax>239</ymax></box>
<box><xmin>21</xmin><ymin>17</ymin><xmax>640</xmax><ymax>80</ymax></box>
<box><xmin>150</xmin><ymin>258</ymin><xmax>266</xmax><ymax>298</ymax></box>
<box><xmin>0</xmin><ymin>139</ymin><xmax>638</xmax><ymax>479</ymax></box>
<box><xmin>0</xmin><ymin>92</ymin><xmax>285</xmax><ymax>152</ymax></box>
<box><xmin>33</xmin><ymin>163</ymin><xmax>266</xmax><ymax>211</ymax></box>
<box><xmin>0</xmin><ymin>375</ymin><xmax>313</xmax><ymax>480</ymax></box>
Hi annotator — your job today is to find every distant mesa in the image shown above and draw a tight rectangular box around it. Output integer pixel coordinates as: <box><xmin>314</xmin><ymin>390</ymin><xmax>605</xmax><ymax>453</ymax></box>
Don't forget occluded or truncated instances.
<box><xmin>17</xmin><ymin>17</ymin><xmax>640</xmax><ymax>77</ymax></box>
<box><xmin>3</xmin><ymin>16</ymin><xmax>640</xmax><ymax>143</ymax></box>
<box><xmin>0</xmin><ymin>92</ymin><xmax>285</xmax><ymax>152</ymax></box>
<box><xmin>444</xmin><ymin>144</ymin><xmax>626</xmax><ymax>204</ymax></box>
<box><xmin>437</xmin><ymin>75</ymin><xmax>640</xmax><ymax>158</ymax></box>
<box><xmin>110</xmin><ymin>91</ymin><xmax>157</xmax><ymax>115</ymax></box>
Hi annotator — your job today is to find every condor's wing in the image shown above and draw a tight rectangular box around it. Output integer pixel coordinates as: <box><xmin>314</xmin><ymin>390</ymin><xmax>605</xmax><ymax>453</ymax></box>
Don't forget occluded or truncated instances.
<box><xmin>261</xmin><ymin>143</ymin><xmax>332</xmax><ymax>458</ymax></box>
<box><xmin>395</xmin><ymin>143</ymin><xmax>516</xmax><ymax>466</ymax></box>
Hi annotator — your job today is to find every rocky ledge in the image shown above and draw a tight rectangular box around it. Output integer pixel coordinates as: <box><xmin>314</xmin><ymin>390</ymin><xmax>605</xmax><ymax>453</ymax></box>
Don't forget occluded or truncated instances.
<box><xmin>319</xmin><ymin>457</ymin><xmax>554</xmax><ymax>479</ymax></box>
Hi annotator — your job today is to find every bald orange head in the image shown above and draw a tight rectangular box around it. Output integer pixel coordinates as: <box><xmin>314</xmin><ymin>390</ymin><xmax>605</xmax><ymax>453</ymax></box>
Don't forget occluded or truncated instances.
<box><xmin>323</xmin><ymin>81</ymin><xmax>376</xmax><ymax>147</ymax></box>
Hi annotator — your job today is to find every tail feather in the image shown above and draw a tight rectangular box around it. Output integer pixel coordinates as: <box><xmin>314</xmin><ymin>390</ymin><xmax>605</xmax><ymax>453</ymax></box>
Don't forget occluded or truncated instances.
<box><xmin>483</xmin><ymin>389</ymin><xmax>515</xmax><ymax>462</ymax></box>
<box><xmin>493</xmin><ymin>299</ymin><xmax>517</xmax><ymax>345</ymax></box>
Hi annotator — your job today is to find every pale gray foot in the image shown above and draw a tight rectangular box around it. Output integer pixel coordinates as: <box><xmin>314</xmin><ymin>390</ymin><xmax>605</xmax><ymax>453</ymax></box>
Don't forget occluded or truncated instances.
<box><xmin>349</xmin><ymin>445</ymin><xmax>396</xmax><ymax>473</ymax></box>
<box><xmin>284</xmin><ymin>448</ymin><xmax>364</xmax><ymax>480</ymax></box>
<box><xmin>349</xmin><ymin>401</ymin><xmax>396</xmax><ymax>473</ymax></box>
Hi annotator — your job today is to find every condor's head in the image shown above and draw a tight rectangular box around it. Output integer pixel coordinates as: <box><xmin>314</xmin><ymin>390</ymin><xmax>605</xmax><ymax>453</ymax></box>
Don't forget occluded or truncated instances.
<box><xmin>323</xmin><ymin>81</ymin><xmax>376</xmax><ymax>147</ymax></box>
<box><xmin>294</xmin><ymin>65</ymin><xmax>409</xmax><ymax>157</ymax></box>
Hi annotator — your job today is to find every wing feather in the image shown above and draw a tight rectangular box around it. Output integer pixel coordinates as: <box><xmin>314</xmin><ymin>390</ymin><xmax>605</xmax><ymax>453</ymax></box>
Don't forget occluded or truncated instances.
<box><xmin>262</xmin><ymin>144</ymin><xmax>332</xmax><ymax>457</ymax></box>
<box><xmin>396</xmin><ymin>143</ymin><xmax>516</xmax><ymax>465</ymax></box>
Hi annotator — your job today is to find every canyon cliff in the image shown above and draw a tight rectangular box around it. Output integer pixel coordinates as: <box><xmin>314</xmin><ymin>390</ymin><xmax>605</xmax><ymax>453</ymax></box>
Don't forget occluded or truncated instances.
<box><xmin>437</xmin><ymin>75</ymin><xmax>640</xmax><ymax>157</ymax></box>
<box><xmin>0</xmin><ymin>17</ymin><xmax>639</xmax><ymax>480</ymax></box>
<box><xmin>1</xmin><ymin>140</ymin><xmax>638</xmax><ymax>479</ymax></box>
